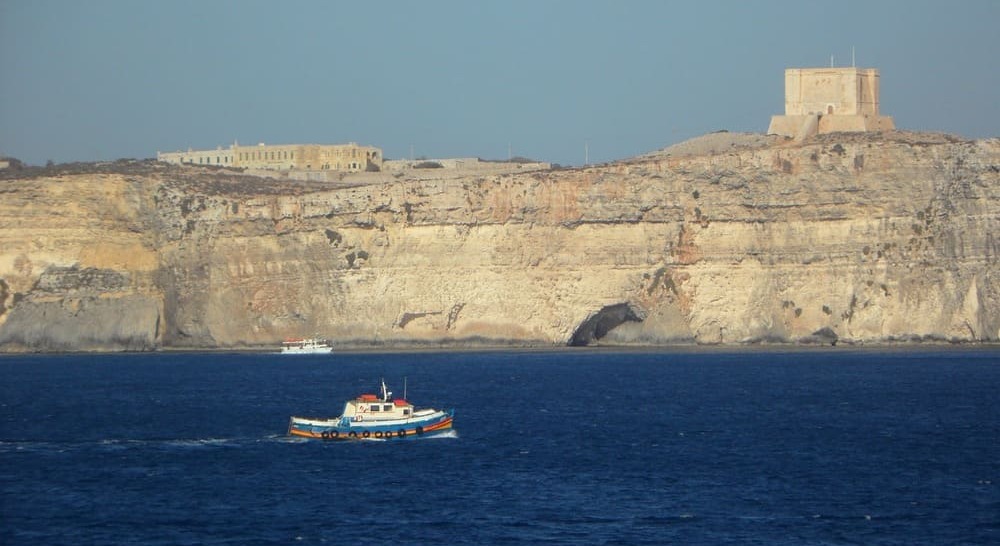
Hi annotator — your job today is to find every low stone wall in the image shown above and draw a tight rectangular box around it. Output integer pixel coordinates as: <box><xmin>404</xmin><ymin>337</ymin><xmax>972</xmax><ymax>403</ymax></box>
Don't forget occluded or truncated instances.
<box><xmin>383</xmin><ymin>158</ymin><xmax>550</xmax><ymax>174</ymax></box>
<box><xmin>769</xmin><ymin>114</ymin><xmax>895</xmax><ymax>139</ymax></box>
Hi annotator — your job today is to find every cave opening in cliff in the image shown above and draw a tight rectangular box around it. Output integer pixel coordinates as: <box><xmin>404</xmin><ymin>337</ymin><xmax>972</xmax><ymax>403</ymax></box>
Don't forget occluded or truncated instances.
<box><xmin>569</xmin><ymin>303</ymin><xmax>645</xmax><ymax>346</ymax></box>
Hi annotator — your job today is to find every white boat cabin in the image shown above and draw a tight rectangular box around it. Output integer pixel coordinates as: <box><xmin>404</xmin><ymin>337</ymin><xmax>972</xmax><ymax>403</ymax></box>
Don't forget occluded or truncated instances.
<box><xmin>340</xmin><ymin>380</ymin><xmax>416</xmax><ymax>423</ymax></box>
<box><xmin>342</xmin><ymin>394</ymin><xmax>414</xmax><ymax>422</ymax></box>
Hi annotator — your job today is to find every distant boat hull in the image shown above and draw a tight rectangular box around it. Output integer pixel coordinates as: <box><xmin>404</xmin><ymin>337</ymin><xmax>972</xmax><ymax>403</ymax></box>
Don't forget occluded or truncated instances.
<box><xmin>280</xmin><ymin>338</ymin><xmax>333</xmax><ymax>354</ymax></box>
<box><xmin>287</xmin><ymin>409</ymin><xmax>455</xmax><ymax>441</ymax></box>
<box><xmin>280</xmin><ymin>346</ymin><xmax>333</xmax><ymax>355</ymax></box>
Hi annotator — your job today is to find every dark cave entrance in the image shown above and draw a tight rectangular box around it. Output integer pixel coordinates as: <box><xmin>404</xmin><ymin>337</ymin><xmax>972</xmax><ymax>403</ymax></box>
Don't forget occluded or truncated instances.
<box><xmin>568</xmin><ymin>303</ymin><xmax>645</xmax><ymax>346</ymax></box>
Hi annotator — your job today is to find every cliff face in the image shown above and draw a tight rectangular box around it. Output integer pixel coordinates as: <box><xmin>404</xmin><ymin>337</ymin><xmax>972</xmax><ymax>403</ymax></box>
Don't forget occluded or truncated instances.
<box><xmin>1</xmin><ymin>131</ymin><xmax>997</xmax><ymax>351</ymax></box>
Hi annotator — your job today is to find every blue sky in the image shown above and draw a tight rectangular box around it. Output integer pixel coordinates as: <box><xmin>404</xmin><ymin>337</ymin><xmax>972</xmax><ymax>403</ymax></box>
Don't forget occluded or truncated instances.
<box><xmin>1</xmin><ymin>0</ymin><xmax>997</xmax><ymax>166</ymax></box>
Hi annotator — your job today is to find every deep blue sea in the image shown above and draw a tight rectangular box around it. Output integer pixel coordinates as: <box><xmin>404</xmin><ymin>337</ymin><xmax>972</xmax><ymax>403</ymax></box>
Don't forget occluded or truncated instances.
<box><xmin>1</xmin><ymin>349</ymin><xmax>998</xmax><ymax>545</ymax></box>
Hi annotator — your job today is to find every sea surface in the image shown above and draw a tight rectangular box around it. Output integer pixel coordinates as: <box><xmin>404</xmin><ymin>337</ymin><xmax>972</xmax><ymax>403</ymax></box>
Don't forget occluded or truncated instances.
<box><xmin>1</xmin><ymin>348</ymin><xmax>997</xmax><ymax>545</ymax></box>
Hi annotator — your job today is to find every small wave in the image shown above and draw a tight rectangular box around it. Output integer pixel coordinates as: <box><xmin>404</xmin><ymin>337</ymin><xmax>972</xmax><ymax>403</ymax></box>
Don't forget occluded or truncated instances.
<box><xmin>1</xmin><ymin>437</ymin><xmax>254</xmax><ymax>453</ymax></box>
<box><xmin>0</xmin><ymin>440</ymin><xmax>58</xmax><ymax>453</ymax></box>
<box><xmin>162</xmin><ymin>437</ymin><xmax>235</xmax><ymax>448</ymax></box>
<box><xmin>264</xmin><ymin>434</ymin><xmax>307</xmax><ymax>444</ymax></box>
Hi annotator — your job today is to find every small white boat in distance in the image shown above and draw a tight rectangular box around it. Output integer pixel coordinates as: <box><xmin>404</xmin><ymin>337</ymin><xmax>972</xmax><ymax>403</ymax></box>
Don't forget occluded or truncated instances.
<box><xmin>280</xmin><ymin>338</ymin><xmax>333</xmax><ymax>354</ymax></box>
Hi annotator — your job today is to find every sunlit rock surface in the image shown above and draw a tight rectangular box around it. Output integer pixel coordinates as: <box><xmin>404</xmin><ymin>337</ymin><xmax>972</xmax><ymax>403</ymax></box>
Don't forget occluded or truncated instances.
<box><xmin>1</xmin><ymin>131</ymin><xmax>997</xmax><ymax>351</ymax></box>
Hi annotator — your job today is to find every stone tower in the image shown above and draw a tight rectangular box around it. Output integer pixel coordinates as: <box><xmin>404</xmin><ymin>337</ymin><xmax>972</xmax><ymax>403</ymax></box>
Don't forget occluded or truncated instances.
<box><xmin>768</xmin><ymin>67</ymin><xmax>895</xmax><ymax>140</ymax></box>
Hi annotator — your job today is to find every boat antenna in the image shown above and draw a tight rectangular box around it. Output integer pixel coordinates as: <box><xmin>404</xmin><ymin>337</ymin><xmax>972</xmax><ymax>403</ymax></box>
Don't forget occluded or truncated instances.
<box><xmin>403</xmin><ymin>377</ymin><xmax>407</xmax><ymax>400</ymax></box>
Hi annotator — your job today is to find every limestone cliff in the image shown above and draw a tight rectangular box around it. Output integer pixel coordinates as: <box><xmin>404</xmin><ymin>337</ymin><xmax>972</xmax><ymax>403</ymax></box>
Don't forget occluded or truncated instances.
<box><xmin>0</xmin><ymin>131</ymin><xmax>997</xmax><ymax>351</ymax></box>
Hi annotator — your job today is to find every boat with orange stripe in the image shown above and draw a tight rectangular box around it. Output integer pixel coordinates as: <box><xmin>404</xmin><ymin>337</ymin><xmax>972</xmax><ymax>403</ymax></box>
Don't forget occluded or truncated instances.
<box><xmin>288</xmin><ymin>379</ymin><xmax>455</xmax><ymax>441</ymax></box>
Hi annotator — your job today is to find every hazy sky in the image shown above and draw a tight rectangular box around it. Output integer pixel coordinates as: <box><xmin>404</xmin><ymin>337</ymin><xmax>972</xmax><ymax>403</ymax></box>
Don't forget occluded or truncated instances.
<box><xmin>1</xmin><ymin>0</ymin><xmax>997</xmax><ymax>167</ymax></box>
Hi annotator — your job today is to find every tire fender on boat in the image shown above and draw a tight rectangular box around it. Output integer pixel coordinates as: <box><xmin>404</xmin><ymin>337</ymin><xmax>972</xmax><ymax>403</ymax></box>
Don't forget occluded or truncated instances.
<box><xmin>396</xmin><ymin>430</ymin><xmax>406</xmax><ymax>438</ymax></box>
<box><xmin>362</xmin><ymin>431</ymin><xmax>370</xmax><ymax>438</ymax></box>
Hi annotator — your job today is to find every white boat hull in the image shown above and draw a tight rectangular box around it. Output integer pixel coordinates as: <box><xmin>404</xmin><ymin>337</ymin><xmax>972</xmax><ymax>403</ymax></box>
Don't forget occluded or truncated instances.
<box><xmin>280</xmin><ymin>347</ymin><xmax>333</xmax><ymax>354</ymax></box>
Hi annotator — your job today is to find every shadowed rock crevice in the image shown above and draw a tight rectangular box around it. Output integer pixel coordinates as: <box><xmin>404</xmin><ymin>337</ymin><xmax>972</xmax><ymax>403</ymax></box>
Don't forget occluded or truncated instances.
<box><xmin>569</xmin><ymin>303</ymin><xmax>645</xmax><ymax>346</ymax></box>
<box><xmin>800</xmin><ymin>326</ymin><xmax>839</xmax><ymax>346</ymax></box>
<box><xmin>0</xmin><ymin>278</ymin><xmax>9</xmax><ymax>318</ymax></box>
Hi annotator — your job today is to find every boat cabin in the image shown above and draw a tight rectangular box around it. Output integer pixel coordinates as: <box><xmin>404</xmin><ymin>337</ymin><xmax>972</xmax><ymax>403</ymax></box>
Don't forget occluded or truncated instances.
<box><xmin>341</xmin><ymin>394</ymin><xmax>414</xmax><ymax>422</ymax></box>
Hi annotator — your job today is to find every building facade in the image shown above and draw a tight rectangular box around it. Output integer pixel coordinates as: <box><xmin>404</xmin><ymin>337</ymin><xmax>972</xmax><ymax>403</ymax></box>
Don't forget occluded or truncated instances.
<box><xmin>157</xmin><ymin>142</ymin><xmax>383</xmax><ymax>172</ymax></box>
<box><xmin>768</xmin><ymin>67</ymin><xmax>895</xmax><ymax>139</ymax></box>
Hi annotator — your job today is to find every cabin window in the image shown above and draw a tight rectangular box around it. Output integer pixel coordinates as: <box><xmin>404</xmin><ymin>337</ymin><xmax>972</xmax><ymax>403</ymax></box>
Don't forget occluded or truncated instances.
<box><xmin>383</xmin><ymin>404</ymin><xmax>392</xmax><ymax>411</ymax></box>
<box><xmin>370</xmin><ymin>405</ymin><xmax>380</xmax><ymax>412</ymax></box>
<box><xmin>403</xmin><ymin>409</ymin><xmax>410</xmax><ymax>416</ymax></box>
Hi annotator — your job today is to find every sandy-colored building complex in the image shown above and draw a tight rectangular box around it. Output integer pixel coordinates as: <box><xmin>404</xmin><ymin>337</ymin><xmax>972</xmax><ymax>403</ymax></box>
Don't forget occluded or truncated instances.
<box><xmin>768</xmin><ymin>67</ymin><xmax>894</xmax><ymax>139</ymax></box>
<box><xmin>157</xmin><ymin>142</ymin><xmax>383</xmax><ymax>172</ymax></box>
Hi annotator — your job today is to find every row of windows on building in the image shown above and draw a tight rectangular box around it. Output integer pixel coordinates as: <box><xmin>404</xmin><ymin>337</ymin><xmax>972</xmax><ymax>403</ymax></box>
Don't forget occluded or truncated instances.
<box><xmin>238</xmin><ymin>150</ymin><xmax>295</xmax><ymax>161</ymax></box>
<box><xmin>181</xmin><ymin>150</ymin><xmax>371</xmax><ymax>165</ymax></box>
<box><xmin>184</xmin><ymin>156</ymin><xmax>230</xmax><ymax>164</ymax></box>
<box><xmin>179</xmin><ymin>155</ymin><xmax>365</xmax><ymax>171</ymax></box>
<box><xmin>180</xmin><ymin>151</ymin><xmax>294</xmax><ymax>164</ymax></box>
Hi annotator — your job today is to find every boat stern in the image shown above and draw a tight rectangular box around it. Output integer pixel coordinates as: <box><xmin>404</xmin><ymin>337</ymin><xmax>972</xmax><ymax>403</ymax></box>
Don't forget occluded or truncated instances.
<box><xmin>287</xmin><ymin>416</ymin><xmax>337</xmax><ymax>439</ymax></box>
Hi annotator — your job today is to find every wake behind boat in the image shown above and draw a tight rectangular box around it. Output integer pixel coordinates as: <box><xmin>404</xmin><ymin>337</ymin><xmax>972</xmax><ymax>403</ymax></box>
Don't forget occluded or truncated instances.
<box><xmin>288</xmin><ymin>379</ymin><xmax>455</xmax><ymax>441</ymax></box>
<box><xmin>280</xmin><ymin>338</ymin><xmax>333</xmax><ymax>354</ymax></box>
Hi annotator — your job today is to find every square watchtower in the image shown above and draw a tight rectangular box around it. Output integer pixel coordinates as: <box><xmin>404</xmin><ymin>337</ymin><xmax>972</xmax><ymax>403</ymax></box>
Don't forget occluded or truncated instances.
<box><xmin>768</xmin><ymin>67</ymin><xmax>894</xmax><ymax>139</ymax></box>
